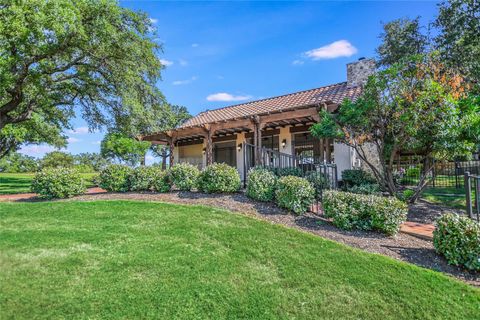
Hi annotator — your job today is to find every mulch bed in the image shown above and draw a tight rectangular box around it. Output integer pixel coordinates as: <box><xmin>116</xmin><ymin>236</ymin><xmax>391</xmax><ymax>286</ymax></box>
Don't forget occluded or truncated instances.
<box><xmin>61</xmin><ymin>191</ymin><xmax>480</xmax><ymax>286</ymax></box>
<box><xmin>407</xmin><ymin>199</ymin><xmax>467</xmax><ymax>224</ymax></box>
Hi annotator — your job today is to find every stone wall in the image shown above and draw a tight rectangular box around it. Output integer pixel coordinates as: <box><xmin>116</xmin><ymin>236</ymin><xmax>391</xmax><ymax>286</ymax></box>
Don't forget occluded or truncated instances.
<box><xmin>347</xmin><ymin>58</ymin><xmax>376</xmax><ymax>87</ymax></box>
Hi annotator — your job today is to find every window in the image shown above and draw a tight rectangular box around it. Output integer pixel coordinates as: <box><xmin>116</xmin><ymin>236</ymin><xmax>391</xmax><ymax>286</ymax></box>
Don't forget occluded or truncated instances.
<box><xmin>214</xmin><ymin>141</ymin><xmax>236</xmax><ymax>167</ymax></box>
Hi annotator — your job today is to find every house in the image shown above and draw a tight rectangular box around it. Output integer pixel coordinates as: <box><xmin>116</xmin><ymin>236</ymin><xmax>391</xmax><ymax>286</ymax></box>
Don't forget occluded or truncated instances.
<box><xmin>142</xmin><ymin>58</ymin><xmax>375</xmax><ymax>181</ymax></box>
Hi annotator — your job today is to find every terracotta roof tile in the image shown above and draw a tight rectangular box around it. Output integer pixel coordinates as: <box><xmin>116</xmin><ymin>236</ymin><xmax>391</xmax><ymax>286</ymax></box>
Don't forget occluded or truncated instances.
<box><xmin>180</xmin><ymin>82</ymin><xmax>361</xmax><ymax>129</ymax></box>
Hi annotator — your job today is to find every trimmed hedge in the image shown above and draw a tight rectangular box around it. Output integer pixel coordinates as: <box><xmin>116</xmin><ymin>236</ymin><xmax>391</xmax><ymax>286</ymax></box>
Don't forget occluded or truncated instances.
<box><xmin>341</xmin><ymin>169</ymin><xmax>376</xmax><ymax>189</ymax></box>
<box><xmin>246</xmin><ymin>167</ymin><xmax>277</xmax><ymax>202</ymax></box>
<box><xmin>433</xmin><ymin>213</ymin><xmax>480</xmax><ymax>271</ymax></box>
<box><xmin>151</xmin><ymin>169</ymin><xmax>171</xmax><ymax>193</ymax></box>
<box><xmin>197</xmin><ymin>163</ymin><xmax>241</xmax><ymax>193</ymax></box>
<box><xmin>99</xmin><ymin>164</ymin><xmax>133</xmax><ymax>192</ymax></box>
<box><xmin>323</xmin><ymin>190</ymin><xmax>407</xmax><ymax>235</ymax></box>
<box><xmin>31</xmin><ymin>167</ymin><xmax>86</xmax><ymax>199</ymax></box>
<box><xmin>170</xmin><ymin>163</ymin><xmax>200</xmax><ymax>191</ymax></box>
<box><xmin>275</xmin><ymin>176</ymin><xmax>315</xmax><ymax>214</ymax></box>
<box><xmin>129</xmin><ymin>166</ymin><xmax>158</xmax><ymax>191</ymax></box>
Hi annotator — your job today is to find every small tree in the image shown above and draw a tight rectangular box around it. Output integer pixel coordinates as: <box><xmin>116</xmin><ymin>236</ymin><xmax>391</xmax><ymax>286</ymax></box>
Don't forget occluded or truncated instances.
<box><xmin>41</xmin><ymin>151</ymin><xmax>74</xmax><ymax>169</ymax></box>
<box><xmin>311</xmin><ymin>54</ymin><xmax>479</xmax><ymax>202</ymax></box>
<box><xmin>101</xmin><ymin>133</ymin><xmax>150</xmax><ymax>167</ymax></box>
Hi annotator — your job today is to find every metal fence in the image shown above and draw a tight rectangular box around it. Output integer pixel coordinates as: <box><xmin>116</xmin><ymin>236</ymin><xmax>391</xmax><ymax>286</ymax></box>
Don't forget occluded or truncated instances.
<box><xmin>465</xmin><ymin>172</ymin><xmax>480</xmax><ymax>221</ymax></box>
<box><xmin>397</xmin><ymin>160</ymin><xmax>480</xmax><ymax>189</ymax></box>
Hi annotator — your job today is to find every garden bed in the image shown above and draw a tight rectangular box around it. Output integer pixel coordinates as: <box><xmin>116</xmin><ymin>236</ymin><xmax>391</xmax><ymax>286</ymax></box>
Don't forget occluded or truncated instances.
<box><xmin>67</xmin><ymin>191</ymin><xmax>479</xmax><ymax>286</ymax></box>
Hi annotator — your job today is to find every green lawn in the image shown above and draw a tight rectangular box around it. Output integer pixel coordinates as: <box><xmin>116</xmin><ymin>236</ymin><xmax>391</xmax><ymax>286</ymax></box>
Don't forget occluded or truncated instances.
<box><xmin>0</xmin><ymin>172</ymin><xmax>97</xmax><ymax>194</ymax></box>
<box><xmin>0</xmin><ymin>201</ymin><xmax>478</xmax><ymax>319</ymax></box>
<box><xmin>421</xmin><ymin>186</ymin><xmax>466</xmax><ymax>210</ymax></box>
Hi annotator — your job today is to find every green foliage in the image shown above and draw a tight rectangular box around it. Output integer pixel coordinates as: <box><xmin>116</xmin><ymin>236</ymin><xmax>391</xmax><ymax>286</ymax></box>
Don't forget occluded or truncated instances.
<box><xmin>151</xmin><ymin>169</ymin><xmax>171</xmax><ymax>193</ymax></box>
<box><xmin>101</xmin><ymin>133</ymin><xmax>151</xmax><ymax>166</ymax></box>
<box><xmin>246</xmin><ymin>167</ymin><xmax>277</xmax><ymax>202</ymax></box>
<box><xmin>341</xmin><ymin>169</ymin><xmax>376</xmax><ymax>189</ymax></box>
<box><xmin>267</xmin><ymin>166</ymin><xmax>304</xmax><ymax>177</ymax></box>
<box><xmin>376</xmin><ymin>17</ymin><xmax>427</xmax><ymax>68</ymax></box>
<box><xmin>31</xmin><ymin>167</ymin><xmax>86</xmax><ymax>199</ymax></box>
<box><xmin>405</xmin><ymin>167</ymin><xmax>420</xmax><ymax>177</ymax></box>
<box><xmin>275</xmin><ymin>176</ymin><xmax>315</xmax><ymax>214</ymax></box>
<box><xmin>323</xmin><ymin>191</ymin><xmax>408</xmax><ymax>235</ymax></box>
<box><xmin>41</xmin><ymin>151</ymin><xmax>74</xmax><ymax>169</ymax></box>
<box><xmin>433</xmin><ymin>213</ymin><xmax>480</xmax><ymax>271</ymax></box>
<box><xmin>74</xmin><ymin>153</ymin><xmax>109</xmax><ymax>172</ymax></box>
<box><xmin>98</xmin><ymin>164</ymin><xmax>133</xmax><ymax>192</ymax></box>
<box><xmin>0</xmin><ymin>152</ymin><xmax>38</xmax><ymax>173</ymax></box>
<box><xmin>128</xmin><ymin>166</ymin><xmax>158</xmax><ymax>191</ymax></box>
<box><xmin>169</xmin><ymin>163</ymin><xmax>200</xmax><ymax>191</ymax></box>
<box><xmin>73</xmin><ymin>164</ymin><xmax>95</xmax><ymax>173</ymax></box>
<box><xmin>0</xmin><ymin>0</ymin><xmax>164</xmax><ymax>155</ymax></box>
<box><xmin>197</xmin><ymin>163</ymin><xmax>241</xmax><ymax>193</ymax></box>
<box><xmin>305</xmin><ymin>171</ymin><xmax>329</xmax><ymax>199</ymax></box>
<box><xmin>347</xmin><ymin>183</ymin><xmax>381</xmax><ymax>195</ymax></box>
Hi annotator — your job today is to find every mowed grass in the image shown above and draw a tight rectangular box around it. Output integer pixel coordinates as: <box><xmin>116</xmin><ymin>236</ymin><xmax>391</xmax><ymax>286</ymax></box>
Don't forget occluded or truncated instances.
<box><xmin>0</xmin><ymin>201</ymin><xmax>479</xmax><ymax>319</ymax></box>
<box><xmin>421</xmin><ymin>186</ymin><xmax>466</xmax><ymax>210</ymax></box>
<box><xmin>0</xmin><ymin>172</ymin><xmax>97</xmax><ymax>194</ymax></box>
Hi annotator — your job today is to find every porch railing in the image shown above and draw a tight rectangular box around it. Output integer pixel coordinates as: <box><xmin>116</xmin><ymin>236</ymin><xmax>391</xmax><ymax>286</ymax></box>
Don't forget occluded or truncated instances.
<box><xmin>465</xmin><ymin>171</ymin><xmax>480</xmax><ymax>221</ymax></box>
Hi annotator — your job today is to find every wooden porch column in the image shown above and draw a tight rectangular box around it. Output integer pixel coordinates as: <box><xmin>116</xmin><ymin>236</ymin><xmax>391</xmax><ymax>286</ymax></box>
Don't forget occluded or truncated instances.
<box><xmin>252</xmin><ymin>116</ymin><xmax>263</xmax><ymax>166</ymax></box>
<box><xmin>202</xmin><ymin>124</ymin><xmax>215</xmax><ymax>165</ymax></box>
<box><xmin>166</xmin><ymin>136</ymin><xmax>176</xmax><ymax>167</ymax></box>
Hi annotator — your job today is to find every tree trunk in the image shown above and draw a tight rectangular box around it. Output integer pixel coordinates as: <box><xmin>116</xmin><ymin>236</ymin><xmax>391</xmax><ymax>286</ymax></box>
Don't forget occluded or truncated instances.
<box><xmin>161</xmin><ymin>148</ymin><xmax>167</xmax><ymax>170</ymax></box>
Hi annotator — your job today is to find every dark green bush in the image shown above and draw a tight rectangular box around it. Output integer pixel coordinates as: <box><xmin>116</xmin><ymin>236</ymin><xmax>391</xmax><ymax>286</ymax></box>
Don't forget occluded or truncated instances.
<box><xmin>323</xmin><ymin>190</ymin><xmax>407</xmax><ymax>236</ymax></box>
<box><xmin>433</xmin><ymin>213</ymin><xmax>480</xmax><ymax>271</ymax></box>
<box><xmin>347</xmin><ymin>183</ymin><xmax>381</xmax><ymax>195</ymax></box>
<box><xmin>246</xmin><ymin>167</ymin><xmax>277</xmax><ymax>202</ymax></box>
<box><xmin>197</xmin><ymin>163</ymin><xmax>241</xmax><ymax>193</ymax></box>
<box><xmin>169</xmin><ymin>163</ymin><xmax>200</xmax><ymax>191</ymax></box>
<box><xmin>129</xmin><ymin>166</ymin><xmax>158</xmax><ymax>191</ymax></box>
<box><xmin>99</xmin><ymin>164</ymin><xmax>133</xmax><ymax>192</ymax></box>
<box><xmin>305</xmin><ymin>171</ymin><xmax>329</xmax><ymax>199</ymax></box>
<box><xmin>151</xmin><ymin>169</ymin><xmax>171</xmax><ymax>193</ymax></box>
<box><xmin>341</xmin><ymin>169</ymin><xmax>376</xmax><ymax>189</ymax></box>
<box><xmin>31</xmin><ymin>167</ymin><xmax>86</xmax><ymax>199</ymax></box>
<box><xmin>275</xmin><ymin>166</ymin><xmax>303</xmax><ymax>177</ymax></box>
<box><xmin>275</xmin><ymin>176</ymin><xmax>315</xmax><ymax>214</ymax></box>
<box><xmin>406</xmin><ymin>167</ymin><xmax>420</xmax><ymax>177</ymax></box>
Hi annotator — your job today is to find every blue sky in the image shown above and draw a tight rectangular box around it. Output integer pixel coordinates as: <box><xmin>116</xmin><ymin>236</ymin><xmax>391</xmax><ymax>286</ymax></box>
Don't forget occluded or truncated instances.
<box><xmin>19</xmin><ymin>0</ymin><xmax>439</xmax><ymax>163</ymax></box>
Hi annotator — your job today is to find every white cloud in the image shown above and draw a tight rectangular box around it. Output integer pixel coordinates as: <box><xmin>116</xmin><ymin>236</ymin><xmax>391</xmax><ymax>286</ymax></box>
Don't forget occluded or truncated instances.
<box><xmin>19</xmin><ymin>145</ymin><xmax>56</xmax><ymax>156</ymax></box>
<box><xmin>92</xmin><ymin>141</ymin><xmax>101</xmax><ymax>145</ymax></box>
<box><xmin>206</xmin><ymin>93</ymin><xmax>252</xmax><ymax>102</ymax></box>
<box><xmin>160</xmin><ymin>59</ymin><xmax>173</xmax><ymax>67</ymax></box>
<box><xmin>172</xmin><ymin>76</ymin><xmax>198</xmax><ymax>85</ymax></box>
<box><xmin>304</xmin><ymin>40</ymin><xmax>357</xmax><ymax>60</ymax></box>
<box><xmin>149</xmin><ymin>18</ymin><xmax>158</xmax><ymax>24</ymax></box>
<box><xmin>292</xmin><ymin>59</ymin><xmax>304</xmax><ymax>66</ymax></box>
<box><xmin>179</xmin><ymin>59</ymin><xmax>188</xmax><ymax>66</ymax></box>
<box><xmin>67</xmin><ymin>137</ymin><xmax>81</xmax><ymax>143</ymax></box>
<box><xmin>191</xmin><ymin>43</ymin><xmax>199</xmax><ymax>48</ymax></box>
<box><xmin>67</xmin><ymin>126</ymin><xmax>89</xmax><ymax>134</ymax></box>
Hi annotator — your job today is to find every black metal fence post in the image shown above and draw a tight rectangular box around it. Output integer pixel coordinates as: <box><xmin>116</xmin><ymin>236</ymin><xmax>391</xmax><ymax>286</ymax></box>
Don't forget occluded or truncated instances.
<box><xmin>465</xmin><ymin>171</ymin><xmax>473</xmax><ymax>219</ymax></box>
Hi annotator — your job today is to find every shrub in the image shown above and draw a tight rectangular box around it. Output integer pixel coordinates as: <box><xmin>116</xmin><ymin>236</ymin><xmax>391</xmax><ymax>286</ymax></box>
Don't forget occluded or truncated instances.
<box><xmin>323</xmin><ymin>190</ymin><xmax>407</xmax><ymax>236</ymax></box>
<box><xmin>31</xmin><ymin>167</ymin><xmax>86</xmax><ymax>199</ymax></box>
<box><xmin>305</xmin><ymin>171</ymin><xmax>329</xmax><ymax>199</ymax></box>
<box><xmin>98</xmin><ymin>164</ymin><xmax>133</xmax><ymax>192</ymax></box>
<box><xmin>275</xmin><ymin>176</ymin><xmax>315</xmax><ymax>214</ymax></box>
<box><xmin>433</xmin><ymin>213</ymin><xmax>480</xmax><ymax>271</ymax></box>
<box><xmin>197</xmin><ymin>163</ymin><xmax>241</xmax><ymax>193</ymax></box>
<box><xmin>406</xmin><ymin>167</ymin><xmax>420</xmax><ymax>177</ymax></box>
<box><xmin>129</xmin><ymin>166</ymin><xmax>158</xmax><ymax>191</ymax></box>
<box><xmin>276</xmin><ymin>166</ymin><xmax>303</xmax><ymax>177</ymax></box>
<box><xmin>341</xmin><ymin>169</ymin><xmax>376</xmax><ymax>189</ymax></box>
<box><xmin>347</xmin><ymin>183</ymin><xmax>381</xmax><ymax>195</ymax></box>
<box><xmin>151</xmin><ymin>168</ymin><xmax>171</xmax><ymax>193</ymax></box>
<box><xmin>246</xmin><ymin>167</ymin><xmax>277</xmax><ymax>202</ymax></box>
<box><xmin>169</xmin><ymin>163</ymin><xmax>200</xmax><ymax>191</ymax></box>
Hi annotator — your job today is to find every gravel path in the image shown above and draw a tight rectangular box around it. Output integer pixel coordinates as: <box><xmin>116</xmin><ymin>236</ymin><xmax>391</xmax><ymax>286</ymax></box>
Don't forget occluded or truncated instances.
<box><xmin>67</xmin><ymin>191</ymin><xmax>479</xmax><ymax>286</ymax></box>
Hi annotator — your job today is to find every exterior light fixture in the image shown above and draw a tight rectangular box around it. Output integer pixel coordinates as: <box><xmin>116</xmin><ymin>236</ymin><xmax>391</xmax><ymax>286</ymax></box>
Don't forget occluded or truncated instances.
<box><xmin>281</xmin><ymin>139</ymin><xmax>287</xmax><ymax>148</ymax></box>
<box><xmin>237</xmin><ymin>143</ymin><xmax>243</xmax><ymax>152</ymax></box>
<box><xmin>202</xmin><ymin>148</ymin><xmax>206</xmax><ymax>154</ymax></box>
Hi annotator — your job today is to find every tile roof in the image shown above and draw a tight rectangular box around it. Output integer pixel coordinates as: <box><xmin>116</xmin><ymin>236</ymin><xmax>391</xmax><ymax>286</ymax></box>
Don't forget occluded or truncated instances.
<box><xmin>180</xmin><ymin>82</ymin><xmax>362</xmax><ymax>128</ymax></box>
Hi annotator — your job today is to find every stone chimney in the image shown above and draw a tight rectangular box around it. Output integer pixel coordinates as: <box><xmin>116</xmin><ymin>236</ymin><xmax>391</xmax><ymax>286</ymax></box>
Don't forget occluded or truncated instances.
<box><xmin>347</xmin><ymin>57</ymin><xmax>375</xmax><ymax>87</ymax></box>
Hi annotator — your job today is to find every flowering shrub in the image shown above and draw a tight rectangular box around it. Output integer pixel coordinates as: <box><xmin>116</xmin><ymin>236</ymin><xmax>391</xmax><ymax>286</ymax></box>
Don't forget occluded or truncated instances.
<box><xmin>246</xmin><ymin>167</ymin><xmax>277</xmax><ymax>202</ymax></box>
<box><xmin>169</xmin><ymin>163</ymin><xmax>200</xmax><ymax>191</ymax></box>
<box><xmin>323</xmin><ymin>190</ymin><xmax>407</xmax><ymax>236</ymax></box>
<box><xmin>99</xmin><ymin>164</ymin><xmax>133</xmax><ymax>192</ymax></box>
<box><xmin>433</xmin><ymin>213</ymin><xmax>480</xmax><ymax>271</ymax></box>
<box><xmin>129</xmin><ymin>166</ymin><xmax>158</xmax><ymax>191</ymax></box>
<box><xmin>151</xmin><ymin>168</ymin><xmax>171</xmax><ymax>193</ymax></box>
<box><xmin>197</xmin><ymin>163</ymin><xmax>241</xmax><ymax>193</ymax></box>
<box><xmin>31</xmin><ymin>167</ymin><xmax>86</xmax><ymax>199</ymax></box>
<box><xmin>275</xmin><ymin>176</ymin><xmax>315</xmax><ymax>214</ymax></box>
